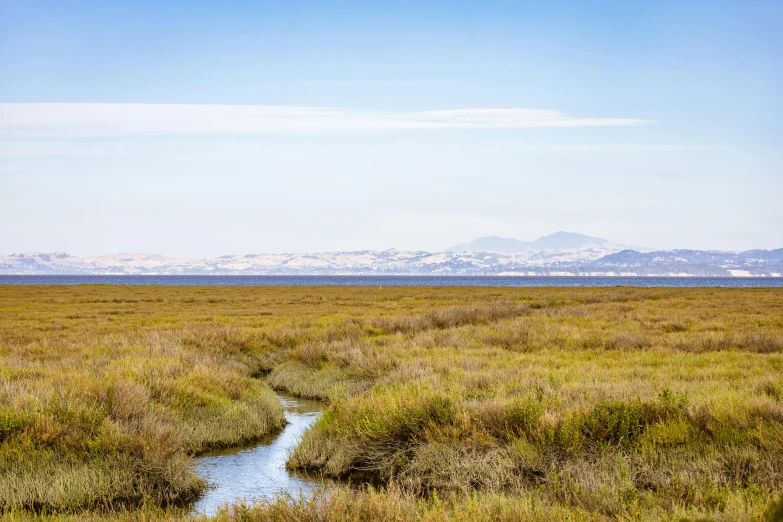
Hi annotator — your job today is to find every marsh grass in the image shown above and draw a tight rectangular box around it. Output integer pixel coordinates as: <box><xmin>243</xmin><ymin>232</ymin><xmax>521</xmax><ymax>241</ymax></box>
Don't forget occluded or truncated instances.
<box><xmin>0</xmin><ymin>285</ymin><xmax>781</xmax><ymax>520</ymax></box>
<box><xmin>5</xmin><ymin>486</ymin><xmax>780</xmax><ymax>522</ymax></box>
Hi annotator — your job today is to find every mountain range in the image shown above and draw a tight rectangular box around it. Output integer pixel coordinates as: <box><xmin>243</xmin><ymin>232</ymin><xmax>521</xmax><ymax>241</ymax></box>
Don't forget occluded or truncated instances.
<box><xmin>1</xmin><ymin>232</ymin><xmax>781</xmax><ymax>277</ymax></box>
<box><xmin>445</xmin><ymin>232</ymin><xmax>635</xmax><ymax>253</ymax></box>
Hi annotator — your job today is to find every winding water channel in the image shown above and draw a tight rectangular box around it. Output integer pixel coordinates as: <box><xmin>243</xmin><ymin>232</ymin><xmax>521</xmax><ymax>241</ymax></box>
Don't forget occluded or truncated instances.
<box><xmin>189</xmin><ymin>393</ymin><xmax>325</xmax><ymax>516</ymax></box>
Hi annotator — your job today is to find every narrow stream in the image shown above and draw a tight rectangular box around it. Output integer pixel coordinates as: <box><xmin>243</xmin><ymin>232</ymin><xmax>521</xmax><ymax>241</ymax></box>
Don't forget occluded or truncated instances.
<box><xmin>189</xmin><ymin>393</ymin><xmax>325</xmax><ymax>516</ymax></box>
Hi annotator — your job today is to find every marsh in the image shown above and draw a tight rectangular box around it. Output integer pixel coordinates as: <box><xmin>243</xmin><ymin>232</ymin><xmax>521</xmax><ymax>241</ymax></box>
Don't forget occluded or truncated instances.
<box><xmin>0</xmin><ymin>285</ymin><xmax>781</xmax><ymax>520</ymax></box>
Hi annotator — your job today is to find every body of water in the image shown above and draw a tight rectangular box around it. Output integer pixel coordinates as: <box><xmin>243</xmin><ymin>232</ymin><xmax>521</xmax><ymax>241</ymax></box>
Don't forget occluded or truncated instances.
<box><xmin>189</xmin><ymin>394</ymin><xmax>325</xmax><ymax>517</ymax></box>
<box><xmin>1</xmin><ymin>275</ymin><xmax>782</xmax><ymax>287</ymax></box>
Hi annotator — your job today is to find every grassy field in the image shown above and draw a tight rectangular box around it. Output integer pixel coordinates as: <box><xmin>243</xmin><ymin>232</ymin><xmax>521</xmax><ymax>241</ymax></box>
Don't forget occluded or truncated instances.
<box><xmin>0</xmin><ymin>285</ymin><xmax>781</xmax><ymax>521</ymax></box>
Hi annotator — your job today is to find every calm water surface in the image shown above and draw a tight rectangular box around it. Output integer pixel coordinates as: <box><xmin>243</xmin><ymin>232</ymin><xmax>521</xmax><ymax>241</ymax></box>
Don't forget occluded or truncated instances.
<box><xmin>2</xmin><ymin>275</ymin><xmax>782</xmax><ymax>287</ymax></box>
<box><xmin>189</xmin><ymin>394</ymin><xmax>325</xmax><ymax>517</ymax></box>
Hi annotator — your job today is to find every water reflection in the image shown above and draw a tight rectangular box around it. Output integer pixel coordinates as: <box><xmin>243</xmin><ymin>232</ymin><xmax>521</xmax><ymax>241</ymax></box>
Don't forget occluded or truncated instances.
<box><xmin>190</xmin><ymin>394</ymin><xmax>324</xmax><ymax>516</ymax></box>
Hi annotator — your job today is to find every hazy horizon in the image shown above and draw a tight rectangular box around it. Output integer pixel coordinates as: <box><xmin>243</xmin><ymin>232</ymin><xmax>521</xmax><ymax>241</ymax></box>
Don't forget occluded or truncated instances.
<box><xmin>2</xmin><ymin>1</ymin><xmax>781</xmax><ymax>257</ymax></box>
<box><xmin>2</xmin><ymin>227</ymin><xmax>781</xmax><ymax>259</ymax></box>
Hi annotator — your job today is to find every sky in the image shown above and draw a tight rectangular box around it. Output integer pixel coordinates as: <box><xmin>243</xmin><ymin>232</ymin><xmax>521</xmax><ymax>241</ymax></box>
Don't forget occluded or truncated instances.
<box><xmin>1</xmin><ymin>0</ymin><xmax>781</xmax><ymax>257</ymax></box>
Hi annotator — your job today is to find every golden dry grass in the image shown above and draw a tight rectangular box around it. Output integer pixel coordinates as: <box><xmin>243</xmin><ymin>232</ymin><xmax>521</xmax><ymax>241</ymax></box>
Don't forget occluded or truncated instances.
<box><xmin>0</xmin><ymin>285</ymin><xmax>781</xmax><ymax>520</ymax></box>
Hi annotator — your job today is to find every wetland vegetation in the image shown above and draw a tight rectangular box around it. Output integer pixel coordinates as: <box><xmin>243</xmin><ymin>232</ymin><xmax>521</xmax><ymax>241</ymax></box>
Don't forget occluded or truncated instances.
<box><xmin>0</xmin><ymin>285</ymin><xmax>781</xmax><ymax>521</ymax></box>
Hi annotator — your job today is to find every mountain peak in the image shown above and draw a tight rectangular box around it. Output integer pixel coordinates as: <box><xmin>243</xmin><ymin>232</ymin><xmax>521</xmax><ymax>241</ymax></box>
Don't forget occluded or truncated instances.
<box><xmin>530</xmin><ymin>231</ymin><xmax>616</xmax><ymax>250</ymax></box>
<box><xmin>445</xmin><ymin>232</ymin><xmax>630</xmax><ymax>253</ymax></box>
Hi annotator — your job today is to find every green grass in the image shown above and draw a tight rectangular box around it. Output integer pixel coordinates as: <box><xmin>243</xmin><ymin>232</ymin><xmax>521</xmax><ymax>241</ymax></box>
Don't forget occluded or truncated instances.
<box><xmin>0</xmin><ymin>285</ymin><xmax>781</xmax><ymax>520</ymax></box>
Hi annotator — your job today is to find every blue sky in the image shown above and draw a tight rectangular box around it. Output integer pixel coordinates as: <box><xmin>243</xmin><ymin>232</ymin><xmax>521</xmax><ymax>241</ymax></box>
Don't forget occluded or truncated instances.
<box><xmin>1</xmin><ymin>0</ymin><xmax>781</xmax><ymax>256</ymax></box>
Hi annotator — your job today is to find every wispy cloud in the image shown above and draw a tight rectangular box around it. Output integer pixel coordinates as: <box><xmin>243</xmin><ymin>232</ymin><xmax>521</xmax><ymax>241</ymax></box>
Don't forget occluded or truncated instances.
<box><xmin>0</xmin><ymin>104</ymin><xmax>649</xmax><ymax>137</ymax></box>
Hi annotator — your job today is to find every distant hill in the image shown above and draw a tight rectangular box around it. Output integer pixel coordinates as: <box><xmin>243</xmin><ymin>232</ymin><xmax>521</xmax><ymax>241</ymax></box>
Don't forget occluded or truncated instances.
<box><xmin>445</xmin><ymin>231</ymin><xmax>632</xmax><ymax>253</ymax></box>
<box><xmin>596</xmin><ymin>248</ymin><xmax>783</xmax><ymax>266</ymax></box>
<box><xmin>2</xmin><ymin>246</ymin><xmax>781</xmax><ymax>276</ymax></box>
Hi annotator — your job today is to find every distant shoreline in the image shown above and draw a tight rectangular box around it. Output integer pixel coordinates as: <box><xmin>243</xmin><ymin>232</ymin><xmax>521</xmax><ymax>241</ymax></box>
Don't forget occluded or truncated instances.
<box><xmin>1</xmin><ymin>273</ymin><xmax>781</xmax><ymax>277</ymax></box>
<box><xmin>2</xmin><ymin>274</ymin><xmax>782</xmax><ymax>288</ymax></box>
